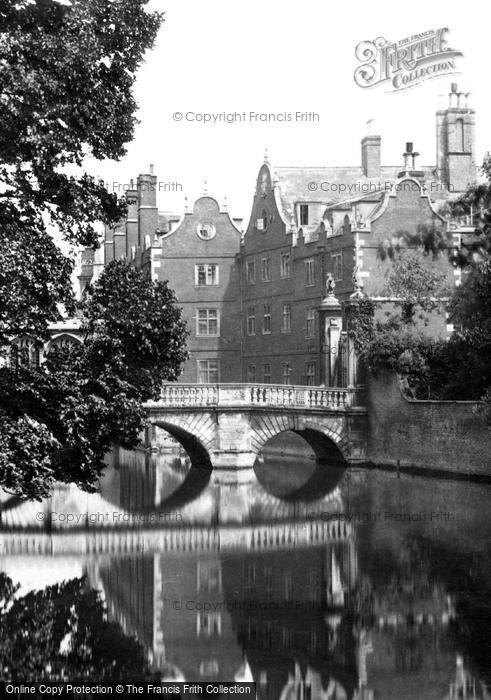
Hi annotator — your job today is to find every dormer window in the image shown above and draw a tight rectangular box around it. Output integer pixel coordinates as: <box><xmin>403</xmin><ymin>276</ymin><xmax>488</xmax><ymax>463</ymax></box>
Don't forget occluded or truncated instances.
<box><xmin>300</xmin><ymin>204</ymin><xmax>309</xmax><ymax>226</ymax></box>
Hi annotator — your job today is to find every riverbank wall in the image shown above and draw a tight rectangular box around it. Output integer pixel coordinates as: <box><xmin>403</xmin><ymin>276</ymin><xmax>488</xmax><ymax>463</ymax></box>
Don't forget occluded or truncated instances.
<box><xmin>366</xmin><ymin>370</ymin><xmax>490</xmax><ymax>476</ymax></box>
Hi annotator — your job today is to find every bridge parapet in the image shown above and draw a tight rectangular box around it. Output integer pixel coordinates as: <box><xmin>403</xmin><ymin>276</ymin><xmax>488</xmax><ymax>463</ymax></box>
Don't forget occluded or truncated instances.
<box><xmin>157</xmin><ymin>383</ymin><xmax>364</xmax><ymax>410</ymax></box>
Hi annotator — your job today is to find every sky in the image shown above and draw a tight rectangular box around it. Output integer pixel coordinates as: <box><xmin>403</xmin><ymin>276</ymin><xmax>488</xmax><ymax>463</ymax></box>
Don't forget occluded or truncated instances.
<box><xmin>83</xmin><ymin>0</ymin><xmax>490</xmax><ymax>225</ymax></box>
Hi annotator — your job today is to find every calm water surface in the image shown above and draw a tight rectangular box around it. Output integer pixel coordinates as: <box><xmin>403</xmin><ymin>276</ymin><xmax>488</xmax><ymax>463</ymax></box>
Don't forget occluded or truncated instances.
<box><xmin>0</xmin><ymin>434</ymin><xmax>490</xmax><ymax>699</ymax></box>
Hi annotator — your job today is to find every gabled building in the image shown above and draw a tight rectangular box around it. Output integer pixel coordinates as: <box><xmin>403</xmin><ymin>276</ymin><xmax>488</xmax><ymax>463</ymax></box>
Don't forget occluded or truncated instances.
<box><xmin>79</xmin><ymin>84</ymin><xmax>478</xmax><ymax>387</ymax></box>
<box><xmin>238</xmin><ymin>84</ymin><xmax>476</xmax><ymax>386</ymax></box>
<box><xmin>98</xmin><ymin>172</ymin><xmax>243</xmax><ymax>383</ymax></box>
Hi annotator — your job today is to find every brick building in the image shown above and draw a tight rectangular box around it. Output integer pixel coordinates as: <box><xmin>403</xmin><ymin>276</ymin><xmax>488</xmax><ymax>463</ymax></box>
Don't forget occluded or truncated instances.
<box><xmin>81</xmin><ymin>84</ymin><xmax>477</xmax><ymax>387</ymax></box>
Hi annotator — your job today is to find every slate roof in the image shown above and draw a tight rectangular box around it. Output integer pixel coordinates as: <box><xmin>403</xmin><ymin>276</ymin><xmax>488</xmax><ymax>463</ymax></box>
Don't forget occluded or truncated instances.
<box><xmin>272</xmin><ymin>164</ymin><xmax>438</xmax><ymax>218</ymax></box>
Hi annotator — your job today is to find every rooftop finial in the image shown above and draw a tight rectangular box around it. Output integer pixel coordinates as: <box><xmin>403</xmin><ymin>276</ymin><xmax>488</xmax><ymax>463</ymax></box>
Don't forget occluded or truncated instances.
<box><xmin>264</xmin><ymin>146</ymin><xmax>269</xmax><ymax>163</ymax></box>
<box><xmin>149</xmin><ymin>163</ymin><xmax>154</xmax><ymax>175</ymax></box>
<box><xmin>223</xmin><ymin>195</ymin><xmax>228</xmax><ymax>210</ymax></box>
<box><xmin>203</xmin><ymin>178</ymin><xmax>208</xmax><ymax>195</ymax></box>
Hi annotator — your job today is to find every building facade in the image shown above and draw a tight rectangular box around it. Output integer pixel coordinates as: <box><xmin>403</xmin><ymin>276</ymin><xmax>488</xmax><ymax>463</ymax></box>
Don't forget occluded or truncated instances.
<box><xmin>80</xmin><ymin>84</ymin><xmax>477</xmax><ymax>387</ymax></box>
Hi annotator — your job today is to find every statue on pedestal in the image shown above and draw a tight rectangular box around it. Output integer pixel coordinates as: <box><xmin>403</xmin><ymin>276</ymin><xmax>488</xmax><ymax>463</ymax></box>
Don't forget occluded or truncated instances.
<box><xmin>326</xmin><ymin>273</ymin><xmax>336</xmax><ymax>296</ymax></box>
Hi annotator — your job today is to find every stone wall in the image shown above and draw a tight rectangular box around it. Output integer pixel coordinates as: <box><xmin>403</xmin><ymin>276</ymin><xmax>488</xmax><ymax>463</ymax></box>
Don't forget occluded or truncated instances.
<box><xmin>367</xmin><ymin>370</ymin><xmax>490</xmax><ymax>475</ymax></box>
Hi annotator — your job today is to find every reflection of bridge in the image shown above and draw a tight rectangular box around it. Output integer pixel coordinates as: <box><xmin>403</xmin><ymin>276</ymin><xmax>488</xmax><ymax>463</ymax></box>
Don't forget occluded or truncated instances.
<box><xmin>0</xmin><ymin>518</ymin><xmax>354</xmax><ymax>557</ymax></box>
<box><xmin>144</xmin><ymin>383</ymin><xmax>367</xmax><ymax>475</ymax></box>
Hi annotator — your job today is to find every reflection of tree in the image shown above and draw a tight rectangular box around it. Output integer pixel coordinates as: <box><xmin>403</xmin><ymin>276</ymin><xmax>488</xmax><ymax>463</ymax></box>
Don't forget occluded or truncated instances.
<box><xmin>354</xmin><ymin>532</ymin><xmax>490</xmax><ymax>688</ymax></box>
<box><xmin>0</xmin><ymin>573</ymin><xmax>154</xmax><ymax>682</ymax></box>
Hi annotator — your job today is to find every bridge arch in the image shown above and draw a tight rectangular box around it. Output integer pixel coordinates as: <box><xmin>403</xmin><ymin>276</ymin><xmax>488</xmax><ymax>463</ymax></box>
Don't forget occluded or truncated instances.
<box><xmin>151</xmin><ymin>419</ymin><xmax>214</xmax><ymax>470</ymax></box>
<box><xmin>250</xmin><ymin>414</ymin><xmax>350</xmax><ymax>464</ymax></box>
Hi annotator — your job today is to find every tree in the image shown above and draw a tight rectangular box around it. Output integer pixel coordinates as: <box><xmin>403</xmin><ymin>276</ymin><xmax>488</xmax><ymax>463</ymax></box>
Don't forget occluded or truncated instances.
<box><xmin>451</xmin><ymin>154</ymin><xmax>491</xmax><ymax>264</ymax></box>
<box><xmin>0</xmin><ymin>0</ymin><xmax>162</xmax><ymax>340</ymax></box>
<box><xmin>0</xmin><ymin>261</ymin><xmax>188</xmax><ymax>500</ymax></box>
<box><xmin>383</xmin><ymin>250</ymin><xmax>449</xmax><ymax>325</ymax></box>
<box><xmin>0</xmin><ymin>2</ymin><xmax>192</xmax><ymax>500</ymax></box>
<box><xmin>0</xmin><ymin>573</ymin><xmax>155</xmax><ymax>681</ymax></box>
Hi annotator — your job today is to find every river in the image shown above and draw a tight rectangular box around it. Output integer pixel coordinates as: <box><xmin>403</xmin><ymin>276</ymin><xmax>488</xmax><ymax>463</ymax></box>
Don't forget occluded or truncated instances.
<box><xmin>0</xmin><ymin>433</ymin><xmax>489</xmax><ymax>699</ymax></box>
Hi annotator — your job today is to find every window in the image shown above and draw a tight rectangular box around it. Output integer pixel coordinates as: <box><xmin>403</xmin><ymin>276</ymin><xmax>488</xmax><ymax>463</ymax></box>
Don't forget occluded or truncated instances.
<box><xmin>247</xmin><ymin>364</ymin><xmax>256</xmax><ymax>382</ymax></box>
<box><xmin>282</xmin><ymin>362</ymin><xmax>291</xmax><ymax>385</ymax></box>
<box><xmin>263</xmin><ymin>304</ymin><xmax>271</xmax><ymax>334</ymax></box>
<box><xmin>332</xmin><ymin>253</ymin><xmax>343</xmax><ymax>281</ymax></box>
<box><xmin>48</xmin><ymin>335</ymin><xmax>79</xmax><ymax>355</ymax></box>
<box><xmin>197</xmin><ymin>309</ymin><xmax>219</xmax><ymax>336</ymax></box>
<box><xmin>246</xmin><ymin>260</ymin><xmax>256</xmax><ymax>284</ymax></box>
<box><xmin>343</xmin><ymin>215</ymin><xmax>351</xmax><ymax>234</ymax></box>
<box><xmin>306</xmin><ymin>308</ymin><xmax>315</xmax><ymax>338</ymax></box>
<box><xmin>281</xmin><ymin>303</ymin><xmax>291</xmax><ymax>332</ymax></box>
<box><xmin>305</xmin><ymin>258</ymin><xmax>315</xmax><ymax>286</ymax></box>
<box><xmin>256</xmin><ymin>209</ymin><xmax>268</xmax><ymax>231</ymax></box>
<box><xmin>247</xmin><ymin>306</ymin><xmax>256</xmax><ymax>335</ymax></box>
<box><xmin>261</xmin><ymin>256</ymin><xmax>271</xmax><ymax>282</ymax></box>
<box><xmin>282</xmin><ymin>628</ymin><xmax>293</xmax><ymax>649</ymax></box>
<box><xmin>261</xmin><ymin>622</ymin><xmax>274</xmax><ymax>649</ymax></box>
<box><xmin>197</xmin><ymin>359</ymin><xmax>219</xmax><ymax>384</ymax></box>
<box><xmin>285</xmin><ymin>575</ymin><xmax>293</xmax><ymax>600</ymax></box>
<box><xmin>306</xmin><ymin>362</ymin><xmax>316</xmax><ymax>386</ymax></box>
<box><xmin>196</xmin><ymin>223</ymin><xmax>216</xmax><ymax>240</ymax></box>
<box><xmin>199</xmin><ymin>661</ymin><xmax>219</xmax><ymax>677</ymax></box>
<box><xmin>197</xmin><ymin>612</ymin><xmax>221</xmax><ymax>637</ymax></box>
<box><xmin>197</xmin><ymin>562</ymin><xmax>222</xmax><ymax>593</ymax></box>
<box><xmin>280</xmin><ymin>252</ymin><xmax>291</xmax><ymax>278</ymax></box>
<box><xmin>263</xmin><ymin>363</ymin><xmax>271</xmax><ymax>384</ymax></box>
<box><xmin>245</xmin><ymin>564</ymin><xmax>256</xmax><ymax>588</ymax></box>
<box><xmin>11</xmin><ymin>336</ymin><xmax>40</xmax><ymax>369</ymax></box>
<box><xmin>195</xmin><ymin>263</ymin><xmax>218</xmax><ymax>286</ymax></box>
<box><xmin>300</xmin><ymin>204</ymin><xmax>309</xmax><ymax>226</ymax></box>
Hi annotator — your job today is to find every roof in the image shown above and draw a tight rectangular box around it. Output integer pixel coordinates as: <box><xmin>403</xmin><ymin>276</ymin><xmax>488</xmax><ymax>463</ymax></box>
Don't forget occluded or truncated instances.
<box><xmin>272</xmin><ymin>164</ymin><xmax>438</xmax><ymax>218</ymax></box>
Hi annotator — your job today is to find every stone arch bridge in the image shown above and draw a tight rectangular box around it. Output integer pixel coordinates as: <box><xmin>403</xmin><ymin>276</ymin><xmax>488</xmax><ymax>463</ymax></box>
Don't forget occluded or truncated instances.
<box><xmin>144</xmin><ymin>383</ymin><xmax>367</xmax><ymax>479</ymax></box>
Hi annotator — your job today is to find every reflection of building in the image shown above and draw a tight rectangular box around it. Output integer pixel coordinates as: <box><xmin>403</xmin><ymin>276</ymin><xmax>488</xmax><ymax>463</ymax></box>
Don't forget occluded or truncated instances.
<box><xmin>222</xmin><ymin>544</ymin><xmax>359</xmax><ymax>700</ymax></box>
<box><xmin>88</xmin><ymin>538</ymin><xmax>360</xmax><ymax>694</ymax></box>
<box><xmin>91</xmin><ymin>553</ymin><xmax>246</xmax><ymax>682</ymax></box>
<box><xmin>79</xmin><ymin>84</ymin><xmax>477</xmax><ymax>386</ymax></box>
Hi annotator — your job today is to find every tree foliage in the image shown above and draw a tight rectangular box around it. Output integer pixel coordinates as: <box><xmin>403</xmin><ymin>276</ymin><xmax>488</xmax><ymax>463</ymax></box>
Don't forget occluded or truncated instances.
<box><xmin>451</xmin><ymin>154</ymin><xmax>491</xmax><ymax>264</ymax></box>
<box><xmin>0</xmin><ymin>2</ymin><xmax>190</xmax><ymax>500</ymax></box>
<box><xmin>0</xmin><ymin>573</ymin><xmax>153</xmax><ymax>682</ymax></box>
<box><xmin>0</xmin><ymin>261</ymin><xmax>188</xmax><ymax>500</ymax></box>
<box><xmin>0</xmin><ymin>0</ymin><xmax>163</xmax><ymax>343</ymax></box>
<box><xmin>383</xmin><ymin>250</ymin><xmax>449</xmax><ymax>324</ymax></box>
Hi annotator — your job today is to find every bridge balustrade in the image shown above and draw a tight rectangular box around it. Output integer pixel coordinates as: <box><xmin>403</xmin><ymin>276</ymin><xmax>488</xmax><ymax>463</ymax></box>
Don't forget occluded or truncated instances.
<box><xmin>158</xmin><ymin>383</ymin><xmax>361</xmax><ymax>410</ymax></box>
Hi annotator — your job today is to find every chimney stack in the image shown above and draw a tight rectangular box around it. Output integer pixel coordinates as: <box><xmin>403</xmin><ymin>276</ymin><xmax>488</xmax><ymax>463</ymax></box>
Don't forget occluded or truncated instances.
<box><xmin>361</xmin><ymin>121</ymin><xmax>381</xmax><ymax>178</ymax></box>
<box><xmin>137</xmin><ymin>166</ymin><xmax>158</xmax><ymax>247</ymax></box>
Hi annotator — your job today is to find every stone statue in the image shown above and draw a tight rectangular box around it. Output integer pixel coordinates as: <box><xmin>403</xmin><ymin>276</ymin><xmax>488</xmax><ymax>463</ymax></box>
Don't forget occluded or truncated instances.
<box><xmin>326</xmin><ymin>273</ymin><xmax>336</xmax><ymax>296</ymax></box>
<box><xmin>351</xmin><ymin>265</ymin><xmax>364</xmax><ymax>296</ymax></box>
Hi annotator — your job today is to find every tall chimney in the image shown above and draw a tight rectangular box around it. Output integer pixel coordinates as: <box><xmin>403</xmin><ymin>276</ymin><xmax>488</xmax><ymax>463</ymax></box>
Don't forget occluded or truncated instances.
<box><xmin>137</xmin><ymin>166</ymin><xmax>158</xmax><ymax>248</ymax></box>
<box><xmin>361</xmin><ymin>124</ymin><xmax>381</xmax><ymax>178</ymax></box>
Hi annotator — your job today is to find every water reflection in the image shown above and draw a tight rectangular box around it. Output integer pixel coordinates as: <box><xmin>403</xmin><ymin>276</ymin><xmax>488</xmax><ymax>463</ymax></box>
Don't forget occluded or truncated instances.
<box><xmin>0</xmin><ymin>445</ymin><xmax>489</xmax><ymax>698</ymax></box>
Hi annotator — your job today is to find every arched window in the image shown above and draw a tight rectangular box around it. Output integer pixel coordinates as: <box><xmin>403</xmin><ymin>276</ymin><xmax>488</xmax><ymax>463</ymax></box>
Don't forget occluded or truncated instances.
<box><xmin>48</xmin><ymin>334</ymin><xmax>80</xmax><ymax>354</ymax></box>
<box><xmin>343</xmin><ymin>215</ymin><xmax>351</xmax><ymax>234</ymax></box>
<box><xmin>10</xmin><ymin>336</ymin><xmax>40</xmax><ymax>369</ymax></box>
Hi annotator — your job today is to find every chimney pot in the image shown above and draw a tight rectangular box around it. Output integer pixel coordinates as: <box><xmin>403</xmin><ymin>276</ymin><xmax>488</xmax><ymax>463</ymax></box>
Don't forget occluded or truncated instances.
<box><xmin>149</xmin><ymin>164</ymin><xmax>154</xmax><ymax>175</ymax></box>
<box><xmin>451</xmin><ymin>83</ymin><xmax>458</xmax><ymax>93</ymax></box>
